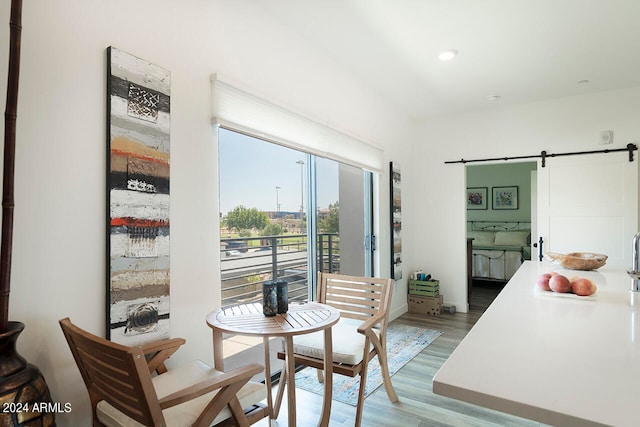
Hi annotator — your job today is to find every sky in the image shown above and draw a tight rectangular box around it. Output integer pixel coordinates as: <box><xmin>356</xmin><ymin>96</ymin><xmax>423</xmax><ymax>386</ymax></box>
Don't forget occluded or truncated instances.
<box><xmin>218</xmin><ymin>128</ymin><xmax>338</xmax><ymax>216</ymax></box>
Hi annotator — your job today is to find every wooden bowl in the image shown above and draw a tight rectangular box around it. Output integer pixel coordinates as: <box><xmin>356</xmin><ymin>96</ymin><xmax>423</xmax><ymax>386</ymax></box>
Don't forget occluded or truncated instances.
<box><xmin>544</xmin><ymin>252</ymin><xmax>608</xmax><ymax>270</ymax></box>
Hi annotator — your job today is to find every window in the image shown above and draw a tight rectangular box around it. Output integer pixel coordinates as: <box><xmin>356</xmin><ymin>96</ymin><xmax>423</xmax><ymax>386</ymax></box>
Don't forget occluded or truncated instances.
<box><xmin>218</xmin><ymin>128</ymin><xmax>374</xmax><ymax>306</ymax></box>
<box><xmin>212</xmin><ymin>76</ymin><xmax>381</xmax><ymax>380</ymax></box>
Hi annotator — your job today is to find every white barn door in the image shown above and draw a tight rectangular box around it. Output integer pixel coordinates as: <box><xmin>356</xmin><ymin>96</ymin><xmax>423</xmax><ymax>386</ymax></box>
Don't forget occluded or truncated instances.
<box><xmin>537</xmin><ymin>154</ymin><xmax>638</xmax><ymax>268</ymax></box>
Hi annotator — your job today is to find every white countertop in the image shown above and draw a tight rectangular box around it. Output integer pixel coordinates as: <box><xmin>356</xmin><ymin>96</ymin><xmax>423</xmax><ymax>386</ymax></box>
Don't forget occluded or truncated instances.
<box><xmin>433</xmin><ymin>260</ymin><xmax>640</xmax><ymax>427</ymax></box>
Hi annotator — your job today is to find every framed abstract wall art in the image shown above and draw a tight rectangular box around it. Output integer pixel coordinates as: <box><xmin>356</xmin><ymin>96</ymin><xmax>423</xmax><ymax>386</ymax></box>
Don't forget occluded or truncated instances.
<box><xmin>107</xmin><ymin>47</ymin><xmax>171</xmax><ymax>345</ymax></box>
<box><xmin>390</xmin><ymin>162</ymin><xmax>402</xmax><ymax>280</ymax></box>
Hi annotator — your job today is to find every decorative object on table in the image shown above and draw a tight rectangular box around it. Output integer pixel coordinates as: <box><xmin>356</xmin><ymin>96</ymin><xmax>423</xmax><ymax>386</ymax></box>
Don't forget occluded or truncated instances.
<box><xmin>492</xmin><ymin>186</ymin><xmax>518</xmax><ymax>210</ymax></box>
<box><xmin>294</xmin><ymin>324</ymin><xmax>442</xmax><ymax>406</ymax></box>
<box><xmin>262</xmin><ymin>281</ymin><xmax>278</xmax><ymax>316</ymax></box>
<box><xmin>276</xmin><ymin>280</ymin><xmax>288</xmax><ymax>313</ymax></box>
<box><xmin>0</xmin><ymin>2</ymin><xmax>56</xmax><ymax>424</ymax></box>
<box><xmin>390</xmin><ymin>161</ymin><xmax>402</xmax><ymax>280</ymax></box>
<box><xmin>466</xmin><ymin>187</ymin><xmax>488</xmax><ymax>210</ymax></box>
<box><xmin>107</xmin><ymin>47</ymin><xmax>171</xmax><ymax>345</ymax></box>
<box><xmin>544</xmin><ymin>252</ymin><xmax>608</xmax><ymax>270</ymax></box>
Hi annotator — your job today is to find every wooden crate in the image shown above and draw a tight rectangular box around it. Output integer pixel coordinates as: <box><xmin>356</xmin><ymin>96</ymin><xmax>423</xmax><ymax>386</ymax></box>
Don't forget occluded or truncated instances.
<box><xmin>408</xmin><ymin>279</ymin><xmax>439</xmax><ymax>297</ymax></box>
<box><xmin>408</xmin><ymin>295</ymin><xmax>443</xmax><ymax>315</ymax></box>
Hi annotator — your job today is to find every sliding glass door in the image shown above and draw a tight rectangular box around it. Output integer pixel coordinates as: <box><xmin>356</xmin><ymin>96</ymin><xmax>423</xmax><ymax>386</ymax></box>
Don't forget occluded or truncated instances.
<box><xmin>218</xmin><ymin>128</ymin><xmax>374</xmax><ymax>306</ymax></box>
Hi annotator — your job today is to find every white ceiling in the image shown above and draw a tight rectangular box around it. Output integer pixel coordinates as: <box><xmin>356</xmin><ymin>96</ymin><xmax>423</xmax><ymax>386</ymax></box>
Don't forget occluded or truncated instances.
<box><xmin>258</xmin><ymin>0</ymin><xmax>640</xmax><ymax>121</ymax></box>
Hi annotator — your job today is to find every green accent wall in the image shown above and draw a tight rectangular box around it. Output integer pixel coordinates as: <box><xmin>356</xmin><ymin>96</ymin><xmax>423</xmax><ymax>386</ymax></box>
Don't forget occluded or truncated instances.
<box><xmin>466</xmin><ymin>162</ymin><xmax>536</xmax><ymax>225</ymax></box>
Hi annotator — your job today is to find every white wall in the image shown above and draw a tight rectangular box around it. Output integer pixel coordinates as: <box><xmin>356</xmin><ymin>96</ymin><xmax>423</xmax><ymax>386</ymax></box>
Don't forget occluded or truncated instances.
<box><xmin>4</xmin><ymin>1</ymin><xmax>638</xmax><ymax>424</ymax></box>
<box><xmin>410</xmin><ymin>87</ymin><xmax>640</xmax><ymax>313</ymax></box>
<box><xmin>0</xmin><ymin>0</ymin><xmax>413</xmax><ymax>424</ymax></box>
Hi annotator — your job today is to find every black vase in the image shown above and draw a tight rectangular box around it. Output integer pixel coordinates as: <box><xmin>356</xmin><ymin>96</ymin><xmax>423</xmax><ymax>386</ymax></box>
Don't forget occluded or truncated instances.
<box><xmin>262</xmin><ymin>282</ymin><xmax>278</xmax><ymax>316</ymax></box>
<box><xmin>0</xmin><ymin>321</ymin><xmax>55</xmax><ymax>426</ymax></box>
<box><xmin>276</xmin><ymin>280</ymin><xmax>288</xmax><ymax>313</ymax></box>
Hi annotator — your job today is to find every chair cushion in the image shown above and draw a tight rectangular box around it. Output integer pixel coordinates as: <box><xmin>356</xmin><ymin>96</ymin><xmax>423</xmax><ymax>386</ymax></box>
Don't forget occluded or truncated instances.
<box><xmin>292</xmin><ymin>319</ymin><xmax>380</xmax><ymax>365</ymax></box>
<box><xmin>97</xmin><ymin>360</ymin><xmax>266</xmax><ymax>427</ymax></box>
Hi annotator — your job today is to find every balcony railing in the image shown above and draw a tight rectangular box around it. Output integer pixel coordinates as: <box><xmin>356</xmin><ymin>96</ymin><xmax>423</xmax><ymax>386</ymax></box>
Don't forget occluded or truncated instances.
<box><xmin>220</xmin><ymin>233</ymin><xmax>339</xmax><ymax>308</ymax></box>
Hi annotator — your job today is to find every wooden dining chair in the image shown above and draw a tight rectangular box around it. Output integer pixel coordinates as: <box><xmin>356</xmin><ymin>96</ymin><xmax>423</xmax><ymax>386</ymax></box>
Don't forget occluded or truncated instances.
<box><xmin>139</xmin><ymin>335</ymin><xmax>186</xmax><ymax>376</ymax></box>
<box><xmin>59</xmin><ymin>317</ymin><xmax>269</xmax><ymax>427</ymax></box>
<box><xmin>277</xmin><ymin>272</ymin><xmax>398</xmax><ymax>427</ymax></box>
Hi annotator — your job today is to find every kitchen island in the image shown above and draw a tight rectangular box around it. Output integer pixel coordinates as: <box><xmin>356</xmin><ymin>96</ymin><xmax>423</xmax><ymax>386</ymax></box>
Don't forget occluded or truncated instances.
<box><xmin>433</xmin><ymin>260</ymin><xmax>639</xmax><ymax>427</ymax></box>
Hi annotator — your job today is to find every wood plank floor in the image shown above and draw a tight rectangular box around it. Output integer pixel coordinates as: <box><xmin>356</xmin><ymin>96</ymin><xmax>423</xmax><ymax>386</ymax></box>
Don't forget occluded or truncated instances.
<box><xmin>253</xmin><ymin>282</ymin><xmax>548</xmax><ymax>426</ymax></box>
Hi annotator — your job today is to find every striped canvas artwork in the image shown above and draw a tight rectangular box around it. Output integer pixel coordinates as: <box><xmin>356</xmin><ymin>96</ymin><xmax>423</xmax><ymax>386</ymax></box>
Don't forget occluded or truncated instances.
<box><xmin>107</xmin><ymin>47</ymin><xmax>170</xmax><ymax>345</ymax></box>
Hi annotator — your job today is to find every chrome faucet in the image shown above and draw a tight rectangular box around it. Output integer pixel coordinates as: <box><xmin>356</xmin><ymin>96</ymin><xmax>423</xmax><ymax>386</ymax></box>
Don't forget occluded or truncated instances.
<box><xmin>629</xmin><ymin>232</ymin><xmax>640</xmax><ymax>291</ymax></box>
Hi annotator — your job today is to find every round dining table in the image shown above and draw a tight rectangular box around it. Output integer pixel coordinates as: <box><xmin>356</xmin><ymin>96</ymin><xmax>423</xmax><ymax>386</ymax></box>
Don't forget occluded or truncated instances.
<box><xmin>206</xmin><ymin>301</ymin><xmax>340</xmax><ymax>427</ymax></box>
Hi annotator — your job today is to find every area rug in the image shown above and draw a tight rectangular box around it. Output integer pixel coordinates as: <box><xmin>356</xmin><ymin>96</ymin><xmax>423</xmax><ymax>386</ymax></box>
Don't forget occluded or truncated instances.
<box><xmin>293</xmin><ymin>323</ymin><xmax>442</xmax><ymax>406</ymax></box>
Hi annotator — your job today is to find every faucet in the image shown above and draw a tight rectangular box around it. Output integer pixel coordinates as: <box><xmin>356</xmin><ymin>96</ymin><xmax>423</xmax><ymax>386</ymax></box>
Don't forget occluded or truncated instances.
<box><xmin>629</xmin><ymin>232</ymin><xmax>640</xmax><ymax>291</ymax></box>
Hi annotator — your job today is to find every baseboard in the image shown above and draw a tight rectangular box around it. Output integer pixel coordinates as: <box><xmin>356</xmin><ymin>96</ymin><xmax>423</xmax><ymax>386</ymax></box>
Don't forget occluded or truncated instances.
<box><xmin>389</xmin><ymin>303</ymin><xmax>409</xmax><ymax>322</ymax></box>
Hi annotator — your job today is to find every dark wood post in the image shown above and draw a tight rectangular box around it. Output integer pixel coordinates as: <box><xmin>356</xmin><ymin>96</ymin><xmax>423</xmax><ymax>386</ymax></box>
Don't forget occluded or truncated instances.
<box><xmin>1</xmin><ymin>0</ymin><xmax>23</xmax><ymax>333</ymax></box>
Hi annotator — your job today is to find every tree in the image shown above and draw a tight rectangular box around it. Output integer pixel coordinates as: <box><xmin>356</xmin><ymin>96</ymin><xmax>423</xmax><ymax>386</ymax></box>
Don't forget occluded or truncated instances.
<box><xmin>238</xmin><ymin>229</ymin><xmax>252</xmax><ymax>237</ymax></box>
<box><xmin>318</xmin><ymin>201</ymin><xmax>339</xmax><ymax>233</ymax></box>
<box><xmin>223</xmin><ymin>205</ymin><xmax>268</xmax><ymax>232</ymax></box>
<box><xmin>260</xmin><ymin>222</ymin><xmax>284</xmax><ymax>236</ymax></box>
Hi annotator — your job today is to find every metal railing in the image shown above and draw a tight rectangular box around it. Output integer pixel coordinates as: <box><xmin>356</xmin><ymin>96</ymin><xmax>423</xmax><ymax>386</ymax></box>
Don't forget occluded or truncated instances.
<box><xmin>220</xmin><ymin>233</ymin><xmax>339</xmax><ymax>307</ymax></box>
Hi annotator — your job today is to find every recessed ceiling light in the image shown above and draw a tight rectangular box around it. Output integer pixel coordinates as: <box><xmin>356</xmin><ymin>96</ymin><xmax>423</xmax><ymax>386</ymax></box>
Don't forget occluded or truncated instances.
<box><xmin>438</xmin><ymin>49</ymin><xmax>458</xmax><ymax>61</ymax></box>
<box><xmin>487</xmin><ymin>95</ymin><xmax>502</xmax><ymax>101</ymax></box>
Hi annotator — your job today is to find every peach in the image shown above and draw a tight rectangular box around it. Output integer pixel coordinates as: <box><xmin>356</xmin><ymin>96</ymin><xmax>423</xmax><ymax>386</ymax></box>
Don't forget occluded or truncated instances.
<box><xmin>571</xmin><ymin>277</ymin><xmax>597</xmax><ymax>296</ymax></box>
<box><xmin>549</xmin><ymin>274</ymin><xmax>571</xmax><ymax>293</ymax></box>
<box><xmin>536</xmin><ymin>273</ymin><xmax>552</xmax><ymax>291</ymax></box>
